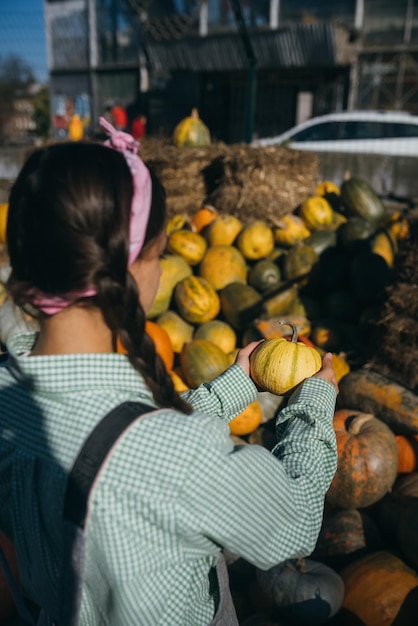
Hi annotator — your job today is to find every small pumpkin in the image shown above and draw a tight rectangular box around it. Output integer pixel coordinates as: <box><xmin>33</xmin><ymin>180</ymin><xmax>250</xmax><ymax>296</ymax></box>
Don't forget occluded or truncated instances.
<box><xmin>174</xmin><ymin>275</ymin><xmax>220</xmax><ymax>324</ymax></box>
<box><xmin>156</xmin><ymin>310</ymin><xmax>194</xmax><ymax>353</ymax></box>
<box><xmin>180</xmin><ymin>339</ymin><xmax>230</xmax><ymax>388</ymax></box>
<box><xmin>117</xmin><ymin>320</ymin><xmax>174</xmax><ymax>372</ymax></box>
<box><xmin>371</xmin><ymin>229</ymin><xmax>397</xmax><ymax>267</ymax></box>
<box><xmin>0</xmin><ymin>202</ymin><xmax>8</xmax><ymax>244</ymax></box>
<box><xmin>312</xmin><ymin>508</ymin><xmax>382</xmax><ymax>561</ymax></box>
<box><xmin>190</xmin><ymin>205</ymin><xmax>218</xmax><ymax>233</ymax></box>
<box><xmin>229</xmin><ymin>400</ymin><xmax>263</xmax><ymax>436</ymax></box>
<box><xmin>248</xmin><ymin>260</ymin><xmax>281</xmax><ymax>293</ymax></box>
<box><xmin>205</xmin><ymin>214</ymin><xmax>243</xmax><ymax>246</ymax></box>
<box><xmin>273</xmin><ymin>214</ymin><xmax>310</xmax><ymax>248</ymax></box>
<box><xmin>249</xmin><ymin>321</ymin><xmax>322</xmax><ymax>396</ymax></box>
<box><xmin>166</xmin><ymin>213</ymin><xmax>190</xmax><ymax>235</ymax></box>
<box><xmin>173</xmin><ymin>108</ymin><xmax>211</xmax><ymax>148</ymax></box>
<box><xmin>194</xmin><ymin>320</ymin><xmax>237</xmax><ymax>354</ymax></box>
<box><xmin>167</xmin><ymin>229</ymin><xmax>207</xmax><ymax>266</ymax></box>
<box><xmin>256</xmin><ymin>558</ymin><xmax>344</xmax><ymax>624</ymax></box>
<box><xmin>340</xmin><ymin>550</ymin><xmax>418</xmax><ymax>626</ymax></box>
<box><xmin>220</xmin><ymin>282</ymin><xmax>262</xmax><ymax>330</ymax></box>
<box><xmin>147</xmin><ymin>254</ymin><xmax>192</xmax><ymax>319</ymax></box>
<box><xmin>395</xmin><ymin>434</ymin><xmax>418</xmax><ymax>474</ymax></box>
<box><xmin>326</xmin><ymin>409</ymin><xmax>399</xmax><ymax>509</ymax></box>
<box><xmin>316</xmin><ymin>180</ymin><xmax>340</xmax><ymax>196</ymax></box>
<box><xmin>198</xmin><ymin>245</ymin><xmax>247</xmax><ymax>290</ymax></box>
<box><xmin>170</xmin><ymin>368</ymin><xmax>190</xmax><ymax>393</ymax></box>
<box><xmin>236</xmin><ymin>220</ymin><xmax>275</xmax><ymax>260</ymax></box>
<box><xmin>261</xmin><ymin>284</ymin><xmax>299</xmax><ymax>320</ymax></box>
<box><xmin>340</xmin><ymin>176</ymin><xmax>386</xmax><ymax>226</ymax></box>
<box><xmin>299</xmin><ymin>196</ymin><xmax>335</xmax><ymax>230</ymax></box>
<box><xmin>283</xmin><ymin>242</ymin><xmax>319</xmax><ymax>282</ymax></box>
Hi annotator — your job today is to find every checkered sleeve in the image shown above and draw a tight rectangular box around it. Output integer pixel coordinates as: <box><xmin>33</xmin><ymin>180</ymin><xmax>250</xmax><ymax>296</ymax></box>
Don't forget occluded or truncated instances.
<box><xmin>176</xmin><ymin>377</ymin><xmax>338</xmax><ymax>570</ymax></box>
<box><xmin>180</xmin><ymin>364</ymin><xmax>258</xmax><ymax>423</ymax></box>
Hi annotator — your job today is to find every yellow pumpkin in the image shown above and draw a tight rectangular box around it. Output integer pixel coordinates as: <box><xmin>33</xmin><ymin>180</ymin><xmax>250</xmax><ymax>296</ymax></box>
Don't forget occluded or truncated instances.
<box><xmin>371</xmin><ymin>230</ymin><xmax>396</xmax><ymax>267</ymax></box>
<box><xmin>299</xmin><ymin>196</ymin><xmax>335</xmax><ymax>230</ymax></box>
<box><xmin>194</xmin><ymin>320</ymin><xmax>237</xmax><ymax>354</ymax></box>
<box><xmin>0</xmin><ymin>203</ymin><xmax>8</xmax><ymax>244</ymax></box>
<box><xmin>174</xmin><ymin>275</ymin><xmax>220</xmax><ymax>324</ymax></box>
<box><xmin>236</xmin><ymin>220</ymin><xmax>275</xmax><ymax>260</ymax></box>
<box><xmin>205</xmin><ymin>214</ymin><xmax>243</xmax><ymax>246</ymax></box>
<box><xmin>249</xmin><ymin>321</ymin><xmax>322</xmax><ymax>395</ymax></box>
<box><xmin>170</xmin><ymin>368</ymin><xmax>190</xmax><ymax>392</ymax></box>
<box><xmin>198</xmin><ymin>245</ymin><xmax>247</xmax><ymax>290</ymax></box>
<box><xmin>173</xmin><ymin>108</ymin><xmax>211</xmax><ymax>148</ymax></box>
<box><xmin>147</xmin><ymin>254</ymin><xmax>192</xmax><ymax>319</ymax></box>
<box><xmin>156</xmin><ymin>310</ymin><xmax>194</xmax><ymax>353</ymax></box>
<box><xmin>229</xmin><ymin>401</ymin><xmax>263</xmax><ymax>436</ymax></box>
<box><xmin>166</xmin><ymin>213</ymin><xmax>190</xmax><ymax>235</ymax></box>
<box><xmin>316</xmin><ymin>181</ymin><xmax>340</xmax><ymax>196</ymax></box>
<box><xmin>273</xmin><ymin>214</ymin><xmax>311</xmax><ymax>247</ymax></box>
<box><xmin>167</xmin><ymin>229</ymin><xmax>207</xmax><ymax>266</ymax></box>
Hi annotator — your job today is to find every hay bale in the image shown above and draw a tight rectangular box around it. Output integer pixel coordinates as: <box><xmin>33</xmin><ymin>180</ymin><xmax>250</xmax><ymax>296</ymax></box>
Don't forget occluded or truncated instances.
<box><xmin>140</xmin><ymin>138</ymin><xmax>318</xmax><ymax>224</ymax></box>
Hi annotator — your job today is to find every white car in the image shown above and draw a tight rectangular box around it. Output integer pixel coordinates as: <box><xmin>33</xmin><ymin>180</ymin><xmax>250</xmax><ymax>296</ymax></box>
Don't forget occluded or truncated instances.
<box><xmin>255</xmin><ymin>110</ymin><xmax>418</xmax><ymax>157</ymax></box>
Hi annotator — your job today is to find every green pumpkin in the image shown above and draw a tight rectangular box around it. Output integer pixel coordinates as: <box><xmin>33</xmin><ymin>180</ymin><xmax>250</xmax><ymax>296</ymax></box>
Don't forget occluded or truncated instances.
<box><xmin>248</xmin><ymin>260</ymin><xmax>282</xmax><ymax>292</ymax></box>
<box><xmin>219</xmin><ymin>282</ymin><xmax>262</xmax><ymax>330</ymax></box>
<box><xmin>340</xmin><ymin>177</ymin><xmax>386</xmax><ymax>226</ymax></box>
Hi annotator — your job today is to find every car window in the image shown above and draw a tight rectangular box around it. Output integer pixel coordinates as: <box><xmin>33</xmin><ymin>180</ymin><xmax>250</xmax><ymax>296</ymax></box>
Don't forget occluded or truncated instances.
<box><xmin>386</xmin><ymin>122</ymin><xmax>418</xmax><ymax>138</ymax></box>
<box><xmin>340</xmin><ymin>121</ymin><xmax>388</xmax><ymax>140</ymax></box>
<box><xmin>290</xmin><ymin>121</ymin><xmax>340</xmax><ymax>142</ymax></box>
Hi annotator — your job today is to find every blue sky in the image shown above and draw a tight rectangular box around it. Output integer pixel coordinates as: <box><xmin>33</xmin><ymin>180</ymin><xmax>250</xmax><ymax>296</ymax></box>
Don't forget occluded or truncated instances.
<box><xmin>0</xmin><ymin>0</ymin><xmax>48</xmax><ymax>83</ymax></box>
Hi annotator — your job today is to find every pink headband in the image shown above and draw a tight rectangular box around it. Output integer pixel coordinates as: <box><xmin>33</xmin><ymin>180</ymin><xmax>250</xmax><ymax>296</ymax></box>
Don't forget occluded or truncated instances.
<box><xmin>30</xmin><ymin>118</ymin><xmax>152</xmax><ymax>315</ymax></box>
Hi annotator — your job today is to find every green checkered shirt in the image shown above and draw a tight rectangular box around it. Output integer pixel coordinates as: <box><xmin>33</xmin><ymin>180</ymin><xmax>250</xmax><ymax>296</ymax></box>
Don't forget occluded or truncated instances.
<box><xmin>0</xmin><ymin>333</ymin><xmax>337</xmax><ymax>625</ymax></box>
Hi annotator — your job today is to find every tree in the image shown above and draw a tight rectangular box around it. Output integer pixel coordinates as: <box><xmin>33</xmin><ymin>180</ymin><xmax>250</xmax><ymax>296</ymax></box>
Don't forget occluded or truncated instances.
<box><xmin>32</xmin><ymin>86</ymin><xmax>51</xmax><ymax>139</ymax></box>
<box><xmin>0</xmin><ymin>54</ymin><xmax>35</xmax><ymax>141</ymax></box>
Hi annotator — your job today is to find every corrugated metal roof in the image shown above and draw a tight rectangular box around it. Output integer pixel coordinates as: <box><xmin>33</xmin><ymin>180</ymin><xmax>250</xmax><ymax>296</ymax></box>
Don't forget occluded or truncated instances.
<box><xmin>145</xmin><ymin>23</ymin><xmax>344</xmax><ymax>72</ymax></box>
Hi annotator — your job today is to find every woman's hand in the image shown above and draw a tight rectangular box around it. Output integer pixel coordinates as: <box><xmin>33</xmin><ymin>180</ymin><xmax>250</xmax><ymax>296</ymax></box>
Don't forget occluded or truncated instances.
<box><xmin>234</xmin><ymin>340</ymin><xmax>264</xmax><ymax>377</ymax></box>
<box><xmin>313</xmin><ymin>352</ymin><xmax>339</xmax><ymax>395</ymax></box>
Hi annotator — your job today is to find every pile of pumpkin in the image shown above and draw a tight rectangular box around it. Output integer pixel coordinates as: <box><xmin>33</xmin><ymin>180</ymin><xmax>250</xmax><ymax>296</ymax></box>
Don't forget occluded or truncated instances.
<box><xmin>142</xmin><ymin>176</ymin><xmax>418</xmax><ymax>626</ymax></box>
<box><xmin>1</xmin><ymin>177</ymin><xmax>418</xmax><ymax>626</ymax></box>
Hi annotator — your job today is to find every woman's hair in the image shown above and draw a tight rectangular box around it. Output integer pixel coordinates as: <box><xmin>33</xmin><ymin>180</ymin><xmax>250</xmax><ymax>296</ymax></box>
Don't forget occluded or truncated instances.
<box><xmin>7</xmin><ymin>141</ymin><xmax>191</xmax><ymax>414</ymax></box>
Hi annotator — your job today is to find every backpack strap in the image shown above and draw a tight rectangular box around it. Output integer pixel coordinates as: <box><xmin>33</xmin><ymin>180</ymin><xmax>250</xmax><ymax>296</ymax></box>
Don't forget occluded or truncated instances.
<box><xmin>63</xmin><ymin>400</ymin><xmax>154</xmax><ymax>529</ymax></box>
<box><xmin>60</xmin><ymin>401</ymin><xmax>155</xmax><ymax>626</ymax></box>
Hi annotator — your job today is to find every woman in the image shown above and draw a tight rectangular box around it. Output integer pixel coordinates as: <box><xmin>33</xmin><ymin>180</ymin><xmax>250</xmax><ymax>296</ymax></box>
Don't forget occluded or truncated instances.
<box><xmin>0</xmin><ymin>120</ymin><xmax>338</xmax><ymax>625</ymax></box>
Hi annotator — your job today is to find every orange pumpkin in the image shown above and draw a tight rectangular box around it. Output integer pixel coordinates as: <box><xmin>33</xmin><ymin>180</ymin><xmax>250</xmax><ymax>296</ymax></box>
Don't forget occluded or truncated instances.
<box><xmin>117</xmin><ymin>320</ymin><xmax>174</xmax><ymax>372</ymax></box>
<box><xmin>190</xmin><ymin>205</ymin><xmax>218</xmax><ymax>233</ymax></box>
<box><xmin>327</xmin><ymin>409</ymin><xmax>399</xmax><ymax>509</ymax></box>
<box><xmin>229</xmin><ymin>401</ymin><xmax>263</xmax><ymax>436</ymax></box>
<box><xmin>395</xmin><ymin>434</ymin><xmax>418</xmax><ymax>474</ymax></box>
<box><xmin>340</xmin><ymin>550</ymin><xmax>418</xmax><ymax>626</ymax></box>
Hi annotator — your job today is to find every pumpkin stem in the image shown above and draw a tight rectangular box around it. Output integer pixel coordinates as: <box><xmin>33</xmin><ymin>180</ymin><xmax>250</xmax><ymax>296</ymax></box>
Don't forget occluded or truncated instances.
<box><xmin>191</xmin><ymin>108</ymin><xmax>199</xmax><ymax>119</ymax></box>
<box><xmin>278</xmin><ymin>320</ymin><xmax>298</xmax><ymax>343</ymax></box>
<box><xmin>347</xmin><ymin>412</ymin><xmax>375</xmax><ymax>435</ymax></box>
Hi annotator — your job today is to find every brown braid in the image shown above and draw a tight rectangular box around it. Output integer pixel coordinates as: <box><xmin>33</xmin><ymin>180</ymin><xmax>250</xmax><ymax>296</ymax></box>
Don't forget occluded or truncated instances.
<box><xmin>98</xmin><ymin>271</ymin><xmax>192</xmax><ymax>414</ymax></box>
